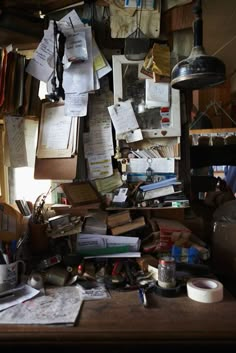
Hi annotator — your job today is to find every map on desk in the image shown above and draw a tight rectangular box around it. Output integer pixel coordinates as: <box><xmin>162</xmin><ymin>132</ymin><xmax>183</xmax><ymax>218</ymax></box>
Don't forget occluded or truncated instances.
<box><xmin>0</xmin><ymin>286</ymin><xmax>83</xmax><ymax>325</ymax></box>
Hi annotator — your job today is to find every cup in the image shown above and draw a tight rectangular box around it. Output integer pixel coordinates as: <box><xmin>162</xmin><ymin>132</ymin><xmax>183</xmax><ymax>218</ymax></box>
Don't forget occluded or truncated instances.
<box><xmin>0</xmin><ymin>260</ymin><xmax>26</xmax><ymax>293</ymax></box>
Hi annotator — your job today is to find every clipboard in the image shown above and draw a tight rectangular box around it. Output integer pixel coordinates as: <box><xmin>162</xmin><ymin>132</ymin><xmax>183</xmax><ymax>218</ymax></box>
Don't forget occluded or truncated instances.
<box><xmin>34</xmin><ymin>155</ymin><xmax>78</xmax><ymax>180</ymax></box>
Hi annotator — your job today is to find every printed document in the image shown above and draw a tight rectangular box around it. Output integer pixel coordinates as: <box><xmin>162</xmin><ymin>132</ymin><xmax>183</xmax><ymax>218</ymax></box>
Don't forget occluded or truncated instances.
<box><xmin>26</xmin><ymin>25</ymin><xmax>54</xmax><ymax>82</ymax></box>
<box><xmin>0</xmin><ymin>286</ymin><xmax>82</xmax><ymax>325</ymax></box>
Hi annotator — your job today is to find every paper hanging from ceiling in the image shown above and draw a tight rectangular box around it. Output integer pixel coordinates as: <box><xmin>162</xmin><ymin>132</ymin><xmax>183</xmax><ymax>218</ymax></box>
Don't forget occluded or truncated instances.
<box><xmin>109</xmin><ymin>1</ymin><xmax>161</xmax><ymax>38</ymax></box>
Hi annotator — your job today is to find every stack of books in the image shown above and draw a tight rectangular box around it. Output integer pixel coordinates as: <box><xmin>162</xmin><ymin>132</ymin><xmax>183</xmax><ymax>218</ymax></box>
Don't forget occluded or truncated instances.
<box><xmin>107</xmin><ymin>210</ymin><xmax>146</xmax><ymax>236</ymax></box>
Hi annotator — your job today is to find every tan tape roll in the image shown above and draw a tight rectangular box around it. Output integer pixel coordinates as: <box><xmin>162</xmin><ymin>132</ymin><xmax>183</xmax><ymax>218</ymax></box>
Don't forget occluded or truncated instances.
<box><xmin>187</xmin><ymin>277</ymin><xmax>223</xmax><ymax>303</ymax></box>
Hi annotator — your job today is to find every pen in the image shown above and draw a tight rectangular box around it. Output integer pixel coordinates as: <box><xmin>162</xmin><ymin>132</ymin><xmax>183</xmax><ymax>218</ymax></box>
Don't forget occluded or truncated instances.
<box><xmin>138</xmin><ymin>287</ymin><xmax>148</xmax><ymax>308</ymax></box>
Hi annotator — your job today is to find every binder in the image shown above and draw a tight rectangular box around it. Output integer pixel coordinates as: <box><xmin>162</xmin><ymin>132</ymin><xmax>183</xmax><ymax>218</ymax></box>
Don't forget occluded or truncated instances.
<box><xmin>139</xmin><ymin>177</ymin><xmax>177</xmax><ymax>192</ymax></box>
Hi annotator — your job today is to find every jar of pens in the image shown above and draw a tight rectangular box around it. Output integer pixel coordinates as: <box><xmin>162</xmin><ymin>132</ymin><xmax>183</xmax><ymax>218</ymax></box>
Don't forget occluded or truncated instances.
<box><xmin>29</xmin><ymin>192</ymin><xmax>49</xmax><ymax>255</ymax></box>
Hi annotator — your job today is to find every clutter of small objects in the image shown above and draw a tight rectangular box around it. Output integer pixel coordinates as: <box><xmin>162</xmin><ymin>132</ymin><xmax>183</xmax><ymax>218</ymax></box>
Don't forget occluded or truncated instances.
<box><xmin>0</xmin><ymin>189</ymin><xmax>218</xmax><ymax>323</ymax></box>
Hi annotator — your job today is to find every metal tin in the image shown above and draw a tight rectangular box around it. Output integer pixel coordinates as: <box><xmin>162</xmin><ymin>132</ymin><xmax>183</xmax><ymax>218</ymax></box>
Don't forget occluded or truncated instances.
<box><xmin>44</xmin><ymin>266</ymin><xmax>69</xmax><ymax>286</ymax></box>
<box><xmin>158</xmin><ymin>256</ymin><xmax>176</xmax><ymax>289</ymax></box>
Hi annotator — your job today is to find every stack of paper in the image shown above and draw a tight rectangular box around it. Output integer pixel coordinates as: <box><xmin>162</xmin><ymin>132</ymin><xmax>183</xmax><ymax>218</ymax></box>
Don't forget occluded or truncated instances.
<box><xmin>36</xmin><ymin>102</ymin><xmax>79</xmax><ymax>159</ymax></box>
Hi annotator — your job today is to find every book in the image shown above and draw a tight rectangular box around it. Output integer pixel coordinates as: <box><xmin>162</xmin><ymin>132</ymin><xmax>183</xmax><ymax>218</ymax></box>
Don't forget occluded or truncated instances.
<box><xmin>111</xmin><ymin>216</ymin><xmax>146</xmax><ymax>236</ymax></box>
<box><xmin>106</xmin><ymin>210</ymin><xmax>132</xmax><ymax>229</ymax></box>
<box><xmin>15</xmin><ymin>199</ymin><xmax>31</xmax><ymax>216</ymax></box>
<box><xmin>83</xmin><ymin>211</ymin><xmax>107</xmax><ymax>235</ymax></box>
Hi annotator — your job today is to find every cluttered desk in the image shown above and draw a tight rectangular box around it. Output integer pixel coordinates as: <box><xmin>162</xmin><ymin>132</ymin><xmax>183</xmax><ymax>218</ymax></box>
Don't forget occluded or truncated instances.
<box><xmin>1</xmin><ymin>195</ymin><xmax>236</xmax><ymax>352</ymax></box>
<box><xmin>0</xmin><ymin>283</ymin><xmax>236</xmax><ymax>352</ymax></box>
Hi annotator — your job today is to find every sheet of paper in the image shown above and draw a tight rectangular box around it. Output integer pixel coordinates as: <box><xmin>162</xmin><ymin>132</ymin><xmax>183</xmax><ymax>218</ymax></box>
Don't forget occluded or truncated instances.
<box><xmin>127</xmin><ymin>158</ymin><xmax>175</xmax><ymax>173</ymax></box>
<box><xmin>92</xmin><ymin>38</ymin><xmax>106</xmax><ymax>71</ymax></box>
<box><xmin>83</xmin><ymin>120</ymin><xmax>114</xmax><ymax>157</ymax></box>
<box><xmin>97</xmin><ymin>55</ymin><xmax>112</xmax><ymax>79</ymax></box>
<box><xmin>4</xmin><ymin>115</ymin><xmax>28</xmax><ymax>168</ymax></box>
<box><xmin>84</xmin><ymin>86</ymin><xmax>114</xmax><ymax>157</ymax></box>
<box><xmin>39</xmin><ymin>110</ymin><xmax>71</xmax><ymax>149</ymax></box>
<box><xmin>24</xmin><ymin>119</ymin><xmax>39</xmax><ymax>167</ymax></box>
<box><xmin>0</xmin><ymin>285</ymin><xmax>39</xmax><ymax>312</ymax></box>
<box><xmin>65</xmin><ymin>92</ymin><xmax>88</xmax><ymax>117</ymax></box>
<box><xmin>95</xmin><ymin>170</ymin><xmax>123</xmax><ymax>193</ymax></box>
<box><xmin>113</xmin><ymin>188</ymin><xmax>128</xmax><ymax>203</ymax></box>
<box><xmin>0</xmin><ymin>286</ymin><xmax>83</xmax><ymax>325</ymax></box>
<box><xmin>26</xmin><ymin>27</ymin><xmax>54</xmax><ymax>82</ymax></box>
<box><xmin>87</xmin><ymin>154</ymin><xmax>113</xmax><ymax>180</ymax></box>
<box><xmin>123</xmin><ymin>128</ymin><xmax>143</xmax><ymax>143</ymax></box>
<box><xmin>110</xmin><ymin>2</ymin><xmax>161</xmax><ymax>38</ymax></box>
<box><xmin>92</xmin><ymin>38</ymin><xmax>112</xmax><ymax>79</ymax></box>
<box><xmin>59</xmin><ymin>9</ymin><xmax>83</xmax><ymax>26</ymax></box>
<box><xmin>65</xmin><ymin>31</ymin><xmax>88</xmax><ymax>62</ymax></box>
<box><xmin>63</xmin><ymin>26</ymin><xmax>94</xmax><ymax>94</ymax></box>
<box><xmin>145</xmin><ymin>80</ymin><xmax>170</xmax><ymax>108</ymax></box>
<box><xmin>108</xmin><ymin>100</ymin><xmax>139</xmax><ymax>135</ymax></box>
<box><xmin>77</xmin><ymin>284</ymin><xmax>110</xmax><ymax>300</ymax></box>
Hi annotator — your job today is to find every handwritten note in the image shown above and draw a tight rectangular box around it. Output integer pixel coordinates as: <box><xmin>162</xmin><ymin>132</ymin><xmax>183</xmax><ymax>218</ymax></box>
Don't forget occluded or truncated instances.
<box><xmin>108</xmin><ymin>100</ymin><xmax>139</xmax><ymax>135</ymax></box>
<box><xmin>145</xmin><ymin>80</ymin><xmax>170</xmax><ymax>108</ymax></box>
<box><xmin>4</xmin><ymin>116</ymin><xmax>27</xmax><ymax>167</ymax></box>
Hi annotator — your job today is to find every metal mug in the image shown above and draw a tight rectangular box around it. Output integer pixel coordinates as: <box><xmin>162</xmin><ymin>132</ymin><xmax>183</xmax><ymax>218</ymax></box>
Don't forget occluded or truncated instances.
<box><xmin>0</xmin><ymin>260</ymin><xmax>26</xmax><ymax>293</ymax></box>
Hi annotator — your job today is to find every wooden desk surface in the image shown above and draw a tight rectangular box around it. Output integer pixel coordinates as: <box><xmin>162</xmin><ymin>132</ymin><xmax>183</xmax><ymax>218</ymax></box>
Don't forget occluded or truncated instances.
<box><xmin>1</xmin><ymin>287</ymin><xmax>236</xmax><ymax>351</ymax></box>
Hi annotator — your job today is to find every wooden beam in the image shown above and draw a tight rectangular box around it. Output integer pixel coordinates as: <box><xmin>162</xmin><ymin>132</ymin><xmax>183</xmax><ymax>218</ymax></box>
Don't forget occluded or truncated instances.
<box><xmin>162</xmin><ymin>3</ymin><xmax>194</xmax><ymax>34</ymax></box>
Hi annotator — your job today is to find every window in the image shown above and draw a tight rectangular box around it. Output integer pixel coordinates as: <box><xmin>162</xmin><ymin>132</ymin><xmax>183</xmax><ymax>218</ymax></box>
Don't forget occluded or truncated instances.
<box><xmin>8</xmin><ymin>167</ymin><xmax>52</xmax><ymax>205</ymax></box>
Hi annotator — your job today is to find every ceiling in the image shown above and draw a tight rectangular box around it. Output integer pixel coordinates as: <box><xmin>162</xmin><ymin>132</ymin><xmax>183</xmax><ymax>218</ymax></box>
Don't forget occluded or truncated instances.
<box><xmin>0</xmin><ymin>0</ymin><xmax>87</xmax><ymax>48</ymax></box>
<box><xmin>0</xmin><ymin>0</ymin><xmax>86</xmax><ymax>17</ymax></box>
<box><xmin>0</xmin><ymin>0</ymin><xmax>236</xmax><ymax>80</ymax></box>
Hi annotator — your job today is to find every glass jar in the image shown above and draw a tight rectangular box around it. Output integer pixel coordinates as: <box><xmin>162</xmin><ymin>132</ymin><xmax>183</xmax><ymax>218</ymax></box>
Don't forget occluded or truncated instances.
<box><xmin>158</xmin><ymin>256</ymin><xmax>176</xmax><ymax>288</ymax></box>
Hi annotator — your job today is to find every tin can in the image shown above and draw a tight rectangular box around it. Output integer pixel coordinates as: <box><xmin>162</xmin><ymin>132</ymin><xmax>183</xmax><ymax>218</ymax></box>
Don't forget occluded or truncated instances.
<box><xmin>44</xmin><ymin>266</ymin><xmax>69</xmax><ymax>286</ymax></box>
<box><xmin>158</xmin><ymin>256</ymin><xmax>176</xmax><ymax>288</ymax></box>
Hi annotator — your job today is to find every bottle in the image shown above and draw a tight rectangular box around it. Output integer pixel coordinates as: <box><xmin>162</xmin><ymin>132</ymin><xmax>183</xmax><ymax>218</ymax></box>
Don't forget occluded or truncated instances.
<box><xmin>158</xmin><ymin>256</ymin><xmax>176</xmax><ymax>288</ymax></box>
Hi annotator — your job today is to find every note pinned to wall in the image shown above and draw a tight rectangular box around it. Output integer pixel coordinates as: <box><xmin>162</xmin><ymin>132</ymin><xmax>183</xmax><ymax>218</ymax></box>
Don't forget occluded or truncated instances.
<box><xmin>87</xmin><ymin>154</ymin><xmax>113</xmax><ymax>180</ymax></box>
<box><xmin>145</xmin><ymin>80</ymin><xmax>170</xmax><ymax>108</ymax></box>
<box><xmin>26</xmin><ymin>26</ymin><xmax>54</xmax><ymax>83</ymax></box>
<box><xmin>4</xmin><ymin>115</ymin><xmax>28</xmax><ymax>168</ymax></box>
<box><xmin>108</xmin><ymin>100</ymin><xmax>139</xmax><ymax>135</ymax></box>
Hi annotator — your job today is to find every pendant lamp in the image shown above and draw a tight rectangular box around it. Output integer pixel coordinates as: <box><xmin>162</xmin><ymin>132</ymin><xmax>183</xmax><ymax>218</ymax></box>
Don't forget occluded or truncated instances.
<box><xmin>171</xmin><ymin>0</ymin><xmax>226</xmax><ymax>90</ymax></box>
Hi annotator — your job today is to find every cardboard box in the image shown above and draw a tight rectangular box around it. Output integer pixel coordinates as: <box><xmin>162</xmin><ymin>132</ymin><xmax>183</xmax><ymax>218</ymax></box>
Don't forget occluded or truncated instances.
<box><xmin>0</xmin><ymin>203</ymin><xmax>27</xmax><ymax>241</ymax></box>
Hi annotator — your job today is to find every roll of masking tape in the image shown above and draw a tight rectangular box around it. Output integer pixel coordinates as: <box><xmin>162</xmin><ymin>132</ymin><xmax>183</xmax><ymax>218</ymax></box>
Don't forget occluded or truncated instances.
<box><xmin>187</xmin><ymin>277</ymin><xmax>223</xmax><ymax>303</ymax></box>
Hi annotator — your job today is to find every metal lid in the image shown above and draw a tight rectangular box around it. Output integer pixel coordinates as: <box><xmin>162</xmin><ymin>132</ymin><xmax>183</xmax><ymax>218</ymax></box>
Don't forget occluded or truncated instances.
<box><xmin>159</xmin><ymin>256</ymin><xmax>175</xmax><ymax>265</ymax></box>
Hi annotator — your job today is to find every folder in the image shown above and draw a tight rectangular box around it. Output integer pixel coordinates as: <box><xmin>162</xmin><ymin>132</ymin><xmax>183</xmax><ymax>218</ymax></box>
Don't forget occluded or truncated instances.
<box><xmin>34</xmin><ymin>155</ymin><xmax>78</xmax><ymax>180</ymax></box>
